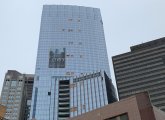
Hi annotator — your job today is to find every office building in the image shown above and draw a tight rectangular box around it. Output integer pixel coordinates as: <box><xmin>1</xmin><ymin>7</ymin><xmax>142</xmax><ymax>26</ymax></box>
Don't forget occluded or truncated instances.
<box><xmin>23</xmin><ymin>74</ymin><xmax>34</xmax><ymax>120</ymax></box>
<box><xmin>0</xmin><ymin>70</ymin><xmax>34</xmax><ymax>120</ymax></box>
<box><xmin>112</xmin><ymin>37</ymin><xmax>165</xmax><ymax>112</ymax></box>
<box><xmin>69</xmin><ymin>92</ymin><xmax>165</xmax><ymax>120</ymax></box>
<box><xmin>30</xmin><ymin>5</ymin><xmax>116</xmax><ymax>120</ymax></box>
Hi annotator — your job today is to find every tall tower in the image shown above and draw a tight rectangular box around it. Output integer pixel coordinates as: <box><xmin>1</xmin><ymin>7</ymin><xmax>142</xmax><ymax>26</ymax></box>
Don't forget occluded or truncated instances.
<box><xmin>30</xmin><ymin>5</ymin><xmax>116</xmax><ymax>120</ymax></box>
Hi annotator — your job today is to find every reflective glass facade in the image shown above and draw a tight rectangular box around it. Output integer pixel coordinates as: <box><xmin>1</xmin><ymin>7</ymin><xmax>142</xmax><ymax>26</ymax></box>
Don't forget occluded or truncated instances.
<box><xmin>30</xmin><ymin>5</ymin><xmax>116</xmax><ymax>120</ymax></box>
<box><xmin>70</xmin><ymin>71</ymin><xmax>116</xmax><ymax>118</ymax></box>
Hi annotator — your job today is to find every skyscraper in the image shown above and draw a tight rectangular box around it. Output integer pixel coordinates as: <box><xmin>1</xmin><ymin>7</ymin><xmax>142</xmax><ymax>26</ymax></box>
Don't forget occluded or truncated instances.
<box><xmin>112</xmin><ymin>37</ymin><xmax>165</xmax><ymax>112</ymax></box>
<box><xmin>30</xmin><ymin>5</ymin><xmax>116</xmax><ymax>120</ymax></box>
<box><xmin>0</xmin><ymin>70</ymin><xmax>34</xmax><ymax>120</ymax></box>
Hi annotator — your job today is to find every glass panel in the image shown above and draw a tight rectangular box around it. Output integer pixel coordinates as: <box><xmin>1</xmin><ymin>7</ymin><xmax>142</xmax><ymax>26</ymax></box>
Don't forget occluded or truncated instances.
<box><xmin>104</xmin><ymin>114</ymin><xmax>128</xmax><ymax>120</ymax></box>
<box><xmin>5</xmin><ymin>81</ymin><xmax>10</xmax><ymax>86</ymax></box>
<box><xmin>120</xmin><ymin>114</ymin><xmax>129</xmax><ymax>120</ymax></box>
<box><xmin>18</xmin><ymin>81</ymin><xmax>22</xmax><ymax>86</ymax></box>
<box><xmin>11</xmin><ymin>81</ymin><xmax>17</xmax><ymax>86</ymax></box>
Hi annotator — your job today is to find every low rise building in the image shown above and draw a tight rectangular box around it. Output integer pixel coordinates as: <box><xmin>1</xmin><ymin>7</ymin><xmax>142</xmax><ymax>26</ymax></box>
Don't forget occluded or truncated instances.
<box><xmin>0</xmin><ymin>104</ymin><xmax>6</xmax><ymax>119</ymax></box>
<box><xmin>69</xmin><ymin>92</ymin><xmax>165</xmax><ymax>120</ymax></box>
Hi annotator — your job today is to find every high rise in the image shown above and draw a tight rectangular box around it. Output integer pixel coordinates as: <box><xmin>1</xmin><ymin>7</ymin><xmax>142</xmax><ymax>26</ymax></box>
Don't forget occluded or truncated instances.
<box><xmin>0</xmin><ymin>70</ymin><xmax>34</xmax><ymax>120</ymax></box>
<box><xmin>30</xmin><ymin>5</ymin><xmax>116</xmax><ymax>120</ymax></box>
<box><xmin>112</xmin><ymin>37</ymin><xmax>165</xmax><ymax>112</ymax></box>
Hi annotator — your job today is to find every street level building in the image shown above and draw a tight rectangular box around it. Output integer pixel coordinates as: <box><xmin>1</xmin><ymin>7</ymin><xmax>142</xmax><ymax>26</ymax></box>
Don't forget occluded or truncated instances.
<box><xmin>112</xmin><ymin>37</ymin><xmax>165</xmax><ymax>112</ymax></box>
<box><xmin>30</xmin><ymin>5</ymin><xmax>117</xmax><ymax>120</ymax></box>
<box><xmin>69</xmin><ymin>92</ymin><xmax>165</xmax><ymax>120</ymax></box>
<box><xmin>0</xmin><ymin>70</ymin><xmax>34</xmax><ymax>120</ymax></box>
<box><xmin>0</xmin><ymin>104</ymin><xmax>6</xmax><ymax>119</ymax></box>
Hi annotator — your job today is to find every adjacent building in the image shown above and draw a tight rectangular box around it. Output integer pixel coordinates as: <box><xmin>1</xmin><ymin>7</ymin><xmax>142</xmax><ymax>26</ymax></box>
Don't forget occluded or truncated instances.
<box><xmin>0</xmin><ymin>104</ymin><xmax>6</xmax><ymax>119</ymax></box>
<box><xmin>0</xmin><ymin>70</ymin><xmax>34</xmax><ymax>120</ymax></box>
<box><xmin>23</xmin><ymin>74</ymin><xmax>34</xmax><ymax>120</ymax></box>
<box><xmin>30</xmin><ymin>5</ymin><xmax>117</xmax><ymax>120</ymax></box>
<box><xmin>112</xmin><ymin>37</ymin><xmax>165</xmax><ymax>112</ymax></box>
<box><xmin>69</xmin><ymin>92</ymin><xmax>165</xmax><ymax>120</ymax></box>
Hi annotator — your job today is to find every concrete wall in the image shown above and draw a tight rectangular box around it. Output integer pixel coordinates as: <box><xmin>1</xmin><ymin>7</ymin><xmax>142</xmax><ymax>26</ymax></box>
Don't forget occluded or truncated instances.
<box><xmin>153</xmin><ymin>106</ymin><xmax>165</xmax><ymax>120</ymax></box>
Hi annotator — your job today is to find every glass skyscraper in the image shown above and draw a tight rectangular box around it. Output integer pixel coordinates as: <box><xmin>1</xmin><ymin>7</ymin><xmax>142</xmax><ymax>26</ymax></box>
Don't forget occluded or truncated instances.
<box><xmin>30</xmin><ymin>5</ymin><xmax>116</xmax><ymax>120</ymax></box>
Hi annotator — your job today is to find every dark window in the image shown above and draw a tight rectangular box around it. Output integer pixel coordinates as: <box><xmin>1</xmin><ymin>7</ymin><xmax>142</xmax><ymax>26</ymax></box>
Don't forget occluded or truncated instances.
<box><xmin>28</xmin><ymin>81</ymin><xmax>34</xmax><ymax>83</ymax></box>
<box><xmin>104</xmin><ymin>113</ymin><xmax>128</xmax><ymax>120</ymax></box>
<box><xmin>120</xmin><ymin>114</ymin><xmax>129</xmax><ymax>120</ymax></box>
<box><xmin>37</xmin><ymin>76</ymin><xmax>39</xmax><ymax>80</ymax></box>
<box><xmin>68</xmin><ymin>19</ymin><xmax>72</xmax><ymax>21</ymax></box>
<box><xmin>68</xmin><ymin>29</ymin><xmax>73</xmax><ymax>32</ymax></box>
<box><xmin>48</xmin><ymin>92</ymin><xmax>51</xmax><ymax>96</ymax></box>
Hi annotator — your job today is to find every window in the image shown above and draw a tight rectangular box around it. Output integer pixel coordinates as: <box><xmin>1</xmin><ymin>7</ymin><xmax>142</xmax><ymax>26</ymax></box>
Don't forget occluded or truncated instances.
<box><xmin>105</xmin><ymin>113</ymin><xmax>129</xmax><ymax>120</ymax></box>
<box><xmin>11</xmin><ymin>81</ymin><xmax>17</xmax><ymax>87</ymax></box>
<box><xmin>17</xmin><ymin>87</ymin><xmax>21</xmax><ymax>90</ymax></box>
<box><xmin>79</xmin><ymin>42</ymin><xmax>82</xmax><ymax>45</ymax></box>
<box><xmin>5</xmin><ymin>80</ymin><xmax>10</xmax><ymax>86</ymax></box>
<box><xmin>68</xmin><ymin>42</ymin><xmax>73</xmax><ymax>45</ymax></box>
<box><xmin>68</xmin><ymin>29</ymin><xmax>73</xmax><ymax>32</ymax></box>
<box><xmin>66</xmin><ymin>54</ymin><xmax>70</xmax><ymax>57</ymax></box>
<box><xmin>120</xmin><ymin>114</ymin><xmax>129</xmax><ymax>120</ymax></box>
<box><xmin>18</xmin><ymin>81</ymin><xmax>22</xmax><ymax>86</ymax></box>
<box><xmin>4</xmin><ymin>86</ymin><xmax>8</xmax><ymax>90</ymax></box>
<box><xmin>37</xmin><ymin>76</ymin><xmax>39</xmax><ymax>81</ymax></box>
<box><xmin>16</xmin><ymin>95</ymin><xmax>21</xmax><ymax>99</ymax></box>
<box><xmin>15</xmin><ymin>99</ymin><xmax>20</xmax><ymax>102</ymax></box>
<box><xmin>66</xmin><ymin>72</ymin><xmax>70</xmax><ymax>75</ymax></box>
<box><xmin>68</xmin><ymin>19</ymin><xmax>73</xmax><ymax>21</ymax></box>
<box><xmin>48</xmin><ymin>92</ymin><xmax>51</xmax><ymax>96</ymax></box>
<box><xmin>70</xmin><ymin>107</ymin><xmax>77</xmax><ymax>112</ymax></box>
<box><xmin>71</xmin><ymin>72</ymin><xmax>74</xmax><ymax>75</ymax></box>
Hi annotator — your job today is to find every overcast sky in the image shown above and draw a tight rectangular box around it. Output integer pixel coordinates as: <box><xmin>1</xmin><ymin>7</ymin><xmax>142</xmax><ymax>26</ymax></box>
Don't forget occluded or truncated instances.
<box><xmin>0</xmin><ymin>0</ymin><xmax>165</xmax><ymax>93</ymax></box>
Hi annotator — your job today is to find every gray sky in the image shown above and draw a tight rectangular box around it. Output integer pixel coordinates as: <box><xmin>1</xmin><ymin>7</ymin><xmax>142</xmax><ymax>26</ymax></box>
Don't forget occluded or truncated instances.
<box><xmin>0</xmin><ymin>0</ymin><xmax>165</xmax><ymax>93</ymax></box>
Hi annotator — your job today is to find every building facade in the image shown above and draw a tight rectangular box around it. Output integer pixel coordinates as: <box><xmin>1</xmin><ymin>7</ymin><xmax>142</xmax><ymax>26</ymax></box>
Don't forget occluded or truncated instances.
<box><xmin>0</xmin><ymin>70</ymin><xmax>34</xmax><ymax>120</ymax></box>
<box><xmin>69</xmin><ymin>92</ymin><xmax>165</xmax><ymax>120</ymax></box>
<box><xmin>30</xmin><ymin>5</ymin><xmax>116</xmax><ymax>120</ymax></box>
<box><xmin>23</xmin><ymin>74</ymin><xmax>34</xmax><ymax>120</ymax></box>
<box><xmin>112</xmin><ymin>37</ymin><xmax>165</xmax><ymax>112</ymax></box>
